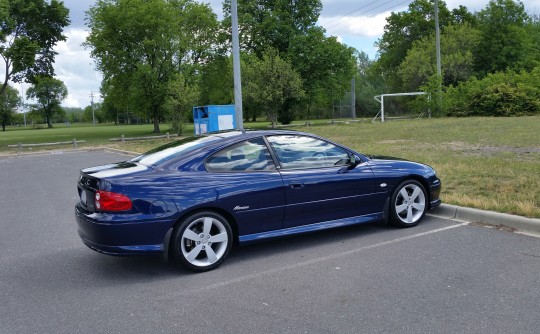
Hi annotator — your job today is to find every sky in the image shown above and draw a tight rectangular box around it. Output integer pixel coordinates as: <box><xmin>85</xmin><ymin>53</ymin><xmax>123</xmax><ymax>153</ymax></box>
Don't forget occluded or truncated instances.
<box><xmin>8</xmin><ymin>0</ymin><xmax>540</xmax><ymax>109</ymax></box>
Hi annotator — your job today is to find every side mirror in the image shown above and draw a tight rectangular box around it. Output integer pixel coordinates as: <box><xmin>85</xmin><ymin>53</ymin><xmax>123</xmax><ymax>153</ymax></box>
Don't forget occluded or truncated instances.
<box><xmin>348</xmin><ymin>154</ymin><xmax>361</xmax><ymax>169</ymax></box>
<box><xmin>337</xmin><ymin>154</ymin><xmax>361</xmax><ymax>173</ymax></box>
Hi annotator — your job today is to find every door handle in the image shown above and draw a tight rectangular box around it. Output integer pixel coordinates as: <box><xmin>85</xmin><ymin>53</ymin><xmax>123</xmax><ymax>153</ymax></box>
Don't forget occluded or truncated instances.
<box><xmin>289</xmin><ymin>183</ymin><xmax>304</xmax><ymax>189</ymax></box>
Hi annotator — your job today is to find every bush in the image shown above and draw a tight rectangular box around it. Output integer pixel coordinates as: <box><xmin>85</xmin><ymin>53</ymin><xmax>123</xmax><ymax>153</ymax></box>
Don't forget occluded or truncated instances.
<box><xmin>469</xmin><ymin>83</ymin><xmax>539</xmax><ymax>116</ymax></box>
<box><xmin>443</xmin><ymin>68</ymin><xmax>540</xmax><ymax>116</ymax></box>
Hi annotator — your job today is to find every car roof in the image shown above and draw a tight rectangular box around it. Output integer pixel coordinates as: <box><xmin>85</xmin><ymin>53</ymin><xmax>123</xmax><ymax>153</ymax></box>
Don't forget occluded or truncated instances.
<box><xmin>196</xmin><ymin>129</ymin><xmax>314</xmax><ymax>147</ymax></box>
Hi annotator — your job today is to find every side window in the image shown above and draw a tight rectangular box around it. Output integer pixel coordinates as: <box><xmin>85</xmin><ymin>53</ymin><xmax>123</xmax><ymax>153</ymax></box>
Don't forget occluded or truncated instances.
<box><xmin>267</xmin><ymin>135</ymin><xmax>350</xmax><ymax>169</ymax></box>
<box><xmin>205</xmin><ymin>138</ymin><xmax>276</xmax><ymax>172</ymax></box>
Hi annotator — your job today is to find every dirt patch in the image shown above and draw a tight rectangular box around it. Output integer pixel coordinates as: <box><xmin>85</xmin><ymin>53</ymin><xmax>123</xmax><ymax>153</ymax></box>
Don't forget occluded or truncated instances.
<box><xmin>469</xmin><ymin>222</ymin><xmax>518</xmax><ymax>233</ymax></box>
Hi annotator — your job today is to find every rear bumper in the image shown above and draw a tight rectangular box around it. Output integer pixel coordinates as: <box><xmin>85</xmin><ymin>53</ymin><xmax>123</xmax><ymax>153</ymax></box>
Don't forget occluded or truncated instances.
<box><xmin>75</xmin><ymin>204</ymin><xmax>173</xmax><ymax>255</ymax></box>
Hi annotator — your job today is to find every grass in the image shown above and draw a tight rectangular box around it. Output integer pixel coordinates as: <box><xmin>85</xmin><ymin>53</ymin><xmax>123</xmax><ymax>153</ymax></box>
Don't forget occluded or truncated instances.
<box><xmin>1</xmin><ymin>117</ymin><xmax>539</xmax><ymax>218</ymax></box>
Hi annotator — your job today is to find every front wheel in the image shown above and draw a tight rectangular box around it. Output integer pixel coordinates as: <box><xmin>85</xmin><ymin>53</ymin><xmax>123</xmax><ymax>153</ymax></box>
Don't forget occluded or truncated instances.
<box><xmin>172</xmin><ymin>211</ymin><xmax>233</xmax><ymax>272</ymax></box>
<box><xmin>389</xmin><ymin>180</ymin><xmax>427</xmax><ymax>227</ymax></box>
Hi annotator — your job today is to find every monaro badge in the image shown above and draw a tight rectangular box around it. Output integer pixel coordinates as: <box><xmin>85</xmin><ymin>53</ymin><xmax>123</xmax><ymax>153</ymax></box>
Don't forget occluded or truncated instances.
<box><xmin>233</xmin><ymin>205</ymin><xmax>250</xmax><ymax>211</ymax></box>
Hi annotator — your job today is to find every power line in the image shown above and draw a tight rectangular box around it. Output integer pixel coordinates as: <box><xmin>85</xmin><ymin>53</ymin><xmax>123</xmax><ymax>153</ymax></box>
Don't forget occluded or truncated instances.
<box><xmin>324</xmin><ymin>0</ymin><xmax>401</xmax><ymax>30</ymax></box>
<box><xmin>325</xmin><ymin>0</ymin><xmax>412</xmax><ymax>36</ymax></box>
<box><xmin>322</xmin><ymin>0</ymin><xmax>386</xmax><ymax>27</ymax></box>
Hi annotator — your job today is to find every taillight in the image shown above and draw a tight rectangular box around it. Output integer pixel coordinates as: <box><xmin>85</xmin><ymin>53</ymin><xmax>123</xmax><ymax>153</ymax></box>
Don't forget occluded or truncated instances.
<box><xmin>95</xmin><ymin>190</ymin><xmax>132</xmax><ymax>212</ymax></box>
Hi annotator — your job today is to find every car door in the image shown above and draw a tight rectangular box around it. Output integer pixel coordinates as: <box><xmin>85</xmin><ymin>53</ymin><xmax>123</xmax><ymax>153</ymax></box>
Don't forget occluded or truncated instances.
<box><xmin>205</xmin><ymin>137</ymin><xmax>286</xmax><ymax>236</ymax></box>
<box><xmin>266</xmin><ymin>135</ymin><xmax>377</xmax><ymax>228</ymax></box>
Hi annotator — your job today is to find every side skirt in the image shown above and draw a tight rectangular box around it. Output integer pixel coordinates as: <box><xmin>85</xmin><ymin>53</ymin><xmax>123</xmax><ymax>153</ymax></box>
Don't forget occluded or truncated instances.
<box><xmin>239</xmin><ymin>212</ymin><xmax>383</xmax><ymax>243</ymax></box>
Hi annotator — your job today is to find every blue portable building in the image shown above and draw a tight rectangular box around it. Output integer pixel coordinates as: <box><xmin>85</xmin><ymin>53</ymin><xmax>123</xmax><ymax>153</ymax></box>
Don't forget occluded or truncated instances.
<box><xmin>193</xmin><ymin>105</ymin><xmax>236</xmax><ymax>135</ymax></box>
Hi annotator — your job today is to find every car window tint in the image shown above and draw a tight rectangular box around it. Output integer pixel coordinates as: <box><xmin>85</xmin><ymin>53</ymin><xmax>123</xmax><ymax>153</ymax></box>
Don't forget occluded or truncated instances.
<box><xmin>267</xmin><ymin>135</ymin><xmax>349</xmax><ymax>169</ymax></box>
<box><xmin>206</xmin><ymin>138</ymin><xmax>276</xmax><ymax>172</ymax></box>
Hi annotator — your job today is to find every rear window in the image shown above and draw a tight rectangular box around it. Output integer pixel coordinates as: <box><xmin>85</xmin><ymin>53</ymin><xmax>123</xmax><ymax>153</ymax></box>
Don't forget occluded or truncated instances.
<box><xmin>130</xmin><ymin>135</ymin><xmax>226</xmax><ymax>166</ymax></box>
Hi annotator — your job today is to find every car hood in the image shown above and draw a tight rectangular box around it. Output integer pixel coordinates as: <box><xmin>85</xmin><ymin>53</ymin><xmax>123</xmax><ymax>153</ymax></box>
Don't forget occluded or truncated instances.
<box><xmin>367</xmin><ymin>155</ymin><xmax>409</xmax><ymax>162</ymax></box>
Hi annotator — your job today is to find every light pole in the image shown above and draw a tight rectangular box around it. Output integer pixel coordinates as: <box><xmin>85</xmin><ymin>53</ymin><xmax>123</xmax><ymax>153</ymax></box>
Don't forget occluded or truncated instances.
<box><xmin>21</xmin><ymin>83</ymin><xmax>26</xmax><ymax>127</ymax></box>
<box><xmin>90</xmin><ymin>92</ymin><xmax>96</xmax><ymax>125</ymax></box>
<box><xmin>434</xmin><ymin>0</ymin><xmax>442</xmax><ymax>115</ymax></box>
<box><xmin>231</xmin><ymin>0</ymin><xmax>244</xmax><ymax>131</ymax></box>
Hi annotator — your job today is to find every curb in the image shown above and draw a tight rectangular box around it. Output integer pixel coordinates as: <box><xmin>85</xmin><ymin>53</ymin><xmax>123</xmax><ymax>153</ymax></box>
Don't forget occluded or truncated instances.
<box><xmin>428</xmin><ymin>204</ymin><xmax>540</xmax><ymax>237</ymax></box>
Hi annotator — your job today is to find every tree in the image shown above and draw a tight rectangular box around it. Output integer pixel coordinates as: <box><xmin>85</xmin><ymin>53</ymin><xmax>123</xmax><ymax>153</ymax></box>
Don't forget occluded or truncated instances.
<box><xmin>474</xmin><ymin>0</ymin><xmax>536</xmax><ymax>75</ymax></box>
<box><xmin>199</xmin><ymin>56</ymin><xmax>233</xmax><ymax>106</ymax></box>
<box><xmin>26</xmin><ymin>76</ymin><xmax>67</xmax><ymax>128</ymax></box>
<box><xmin>0</xmin><ymin>0</ymin><xmax>70</xmax><ymax>95</ymax></box>
<box><xmin>354</xmin><ymin>51</ymin><xmax>385</xmax><ymax>117</ymax></box>
<box><xmin>222</xmin><ymin>0</ymin><xmax>322</xmax><ymax>56</ymax></box>
<box><xmin>375</xmin><ymin>0</ymin><xmax>474</xmax><ymax>89</ymax></box>
<box><xmin>0</xmin><ymin>84</ymin><xmax>20</xmax><ymax>131</ymax></box>
<box><xmin>242</xmin><ymin>49</ymin><xmax>304</xmax><ymax>127</ymax></box>
<box><xmin>86</xmin><ymin>0</ymin><xmax>218</xmax><ymax>133</ymax></box>
<box><xmin>164</xmin><ymin>73</ymin><xmax>199</xmax><ymax>134</ymax></box>
<box><xmin>288</xmin><ymin>27</ymin><xmax>356</xmax><ymax>119</ymax></box>
<box><xmin>398</xmin><ymin>23</ymin><xmax>481</xmax><ymax>91</ymax></box>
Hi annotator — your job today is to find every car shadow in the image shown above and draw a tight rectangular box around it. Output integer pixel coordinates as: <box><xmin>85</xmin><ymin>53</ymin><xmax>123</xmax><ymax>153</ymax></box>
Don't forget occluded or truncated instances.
<box><xmin>226</xmin><ymin>221</ymin><xmax>392</xmax><ymax>265</ymax></box>
<box><xmin>2</xmin><ymin>221</ymin><xmax>401</xmax><ymax>290</ymax></box>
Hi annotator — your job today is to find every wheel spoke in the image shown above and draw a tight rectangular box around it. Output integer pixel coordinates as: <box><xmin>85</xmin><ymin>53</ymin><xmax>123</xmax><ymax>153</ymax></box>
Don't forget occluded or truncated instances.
<box><xmin>407</xmin><ymin>207</ymin><xmax>413</xmax><ymax>224</ymax></box>
<box><xmin>410</xmin><ymin>186</ymin><xmax>421</xmax><ymax>201</ymax></box>
<box><xmin>203</xmin><ymin>217</ymin><xmax>213</xmax><ymax>236</ymax></box>
<box><xmin>205</xmin><ymin>246</ymin><xmax>218</xmax><ymax>264</ymax></box>
<box><xmin>183</xmin><ymin>229</ymin><xmax>200</xmax><ymax>242</ymax></box>
<box><xmin>209</xmin><ymin>232</ymin><xmax>228</xmax><ymax>243</ymax></box>
<box><xmin>186</xmin><ymin>244</ymin><xmax>203</xmax><ymax>262</ymax></box>
<box><xmin>399</xmin><ymin>188</ymin><xmax>409</xmax><ymax>200</ymax></box>
<box><xmin>396</xmin><ymin>204</ymin><xmax>408</xmax><ymax>214</ymax></box>
<box><xmin>412</xmin><ymin>202</ymin><xmax>425</xmax><ymax>212</ymax></box>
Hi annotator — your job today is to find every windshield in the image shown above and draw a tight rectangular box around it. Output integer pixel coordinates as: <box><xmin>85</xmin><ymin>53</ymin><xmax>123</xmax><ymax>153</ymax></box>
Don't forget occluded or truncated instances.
<box><xmin>130</xmin><ymin>136</ymin><xmax>221</xmax><ymax>166</ymax></box>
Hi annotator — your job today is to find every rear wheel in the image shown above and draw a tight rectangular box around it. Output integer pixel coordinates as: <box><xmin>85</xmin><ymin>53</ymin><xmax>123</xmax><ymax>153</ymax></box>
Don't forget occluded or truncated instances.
<box><xmin>172</xmin><ymin>211</ymin><xmax>233</xmax><ymax>272</ymax></box>
<box><xmin>390</xmin><ymin>180</ymin><xmax>427</xmax><ymax>227</ymax></box>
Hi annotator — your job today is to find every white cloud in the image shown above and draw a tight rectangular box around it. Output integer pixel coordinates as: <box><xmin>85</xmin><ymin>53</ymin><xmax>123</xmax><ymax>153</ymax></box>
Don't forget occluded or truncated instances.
<box><xmin>320</xmin><ymin>12</ymin><xmax>390</xmax><ymax>38</ymax></box>
<box><xmin>53</xmin><ymin>28</ymin><xmax>102</xmax><ymax>108</ymax></box>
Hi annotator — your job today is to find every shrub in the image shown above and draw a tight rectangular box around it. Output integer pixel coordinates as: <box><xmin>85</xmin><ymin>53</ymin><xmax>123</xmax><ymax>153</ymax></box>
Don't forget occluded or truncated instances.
<box><xmin>443</xmin><ymin>68</ymin><xmax>540</xmax><ymax>116</ymax></box>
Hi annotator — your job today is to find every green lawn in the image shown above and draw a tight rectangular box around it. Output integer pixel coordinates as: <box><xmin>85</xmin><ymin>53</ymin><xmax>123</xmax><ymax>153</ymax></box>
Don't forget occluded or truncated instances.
<box><xmin>1</xmin><ymin>117</ymin><xmax>539</xmax><ymax>218</ymax></box>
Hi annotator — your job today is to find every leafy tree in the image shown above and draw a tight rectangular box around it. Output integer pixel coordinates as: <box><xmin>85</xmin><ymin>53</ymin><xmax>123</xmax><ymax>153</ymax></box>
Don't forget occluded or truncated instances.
<box><xmin>0</xmin><ymin>0</ymin><xmax>69</xmax><ymax>95</ymax></box>
<box><xmin>474</xmin><ymin>0</ymin><xmax>536</xmax><ymax>75</ymax></box>
<box><xmin>222</xmin><ymin>0</ymin><xmax>322</xmax><ymax>56</ymax></box>
<box><xmin>0</xmin><ymin>84</ymin><xmax>20</xmax><ymax>131</ymax></box>
<box><xmin>354</xmin><ymin>51</ymin><xmax>385</xmax><ymax>117</ymax></box>
<box><xmin>288</xmin><ymin>27</ymin><xmax>356</xmax><ymax>119</ymax></box>
<box><xmin>375</xmin><ymin>0</ymin><xmax>474</xmax><ymax>88</ymax></box>
<box><xmin>199</xmin><ymin>56</ymin><xmax>233</xmax><ymax>106</ymax></box>
<box><xmin>86</xmin><ymin>0</ymin><xmax>218</xmax><ymax>133</ymax></box>
<box><xmin>25</xmin><ymin>76</ymin><xmax>67</xmax><ymax>128</ymax></box>
<box><xmin>164</xmin><ymin>73</ymin><xmax>199</xmax><ymax>134</ymax></box>
<box><xmin>242</xmin><ymin>49</ymin><xmax>304</xmax><ymax>127</ymax></box>
<box><xmin>398</xmin><ymin>23</ymin><xmax>480</xmax><ymax>91</ymax></box>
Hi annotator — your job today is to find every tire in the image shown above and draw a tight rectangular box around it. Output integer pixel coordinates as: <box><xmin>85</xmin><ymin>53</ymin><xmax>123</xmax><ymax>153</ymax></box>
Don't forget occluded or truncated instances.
<box><xmin>172</xmin><ymin>211</ymin><xmax>233</xmax><ymax>272</ymax></box>
<box><xmin>389</xmin><ymin>180</ymin><xmax>427</xmax><ymax>227</ymax></box>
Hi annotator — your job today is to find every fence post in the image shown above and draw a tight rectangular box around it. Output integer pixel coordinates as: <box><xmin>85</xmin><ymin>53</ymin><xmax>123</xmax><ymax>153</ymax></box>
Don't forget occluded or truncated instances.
<box><xmin>121</xmin><ymin>134</ymin><xmax>125</xmax><ymax>143</ymax></box>
<box><xmin>73</xmin><ymin>138</ymin><xmax>78</xmax><ymax>149</ymax></box>
<box><xmin>18</xmin><ymin>142</ymin><xmax>22</xmax><ymax>155</ymax></box>
<box><xmin>166</xmin><ymin>132</ymin><xmax>169</xmax><ymax>139</ymax></box>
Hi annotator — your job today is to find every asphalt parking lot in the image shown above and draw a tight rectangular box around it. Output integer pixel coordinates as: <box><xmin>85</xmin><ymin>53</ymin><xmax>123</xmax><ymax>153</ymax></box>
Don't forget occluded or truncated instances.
<box><xmin>1</xmin><ymin>150</ymin><xmax>539</xmax><ymax>334</ymax></box>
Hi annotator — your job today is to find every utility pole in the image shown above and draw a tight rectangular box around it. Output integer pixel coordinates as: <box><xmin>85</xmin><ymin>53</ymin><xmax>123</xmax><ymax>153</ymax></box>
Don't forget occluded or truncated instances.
<box><xmin>231</xmin><ymin>0</ymin><xmax>244</xmax><ymax>131</ymax></box>
<box><xmin>21</xmin><ymin>83</ymin><xmax>26</xmax><ymax>127</ymax></box>
<box><xmin>434</xmin><ymin>0</ymin><xmax>442</xmax><ymax>116</ymax></box>
<box><xmin>90</xmin><ymin>92</ymin><xmax>96</xmax><ymax>125</ymax></box>
<box><xmin>350</xmin><ymin>77</ymin><xmax>356</xmax><ymax>119</ymax></box>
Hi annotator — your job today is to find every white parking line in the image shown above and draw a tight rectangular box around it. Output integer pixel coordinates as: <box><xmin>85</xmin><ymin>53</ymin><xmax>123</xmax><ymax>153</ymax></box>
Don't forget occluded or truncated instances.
<box><xmin>183</xmin><ymin>222</ymin><xmax>469</xmax><ymax>295</ymax></box>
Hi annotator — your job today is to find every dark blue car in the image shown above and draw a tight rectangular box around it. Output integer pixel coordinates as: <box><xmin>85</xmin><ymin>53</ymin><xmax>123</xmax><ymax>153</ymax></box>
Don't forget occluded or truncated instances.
<box><xmin>75</xmin><ymin>130</ymin><xmax>441</xmax><ymax>271</ymax></box>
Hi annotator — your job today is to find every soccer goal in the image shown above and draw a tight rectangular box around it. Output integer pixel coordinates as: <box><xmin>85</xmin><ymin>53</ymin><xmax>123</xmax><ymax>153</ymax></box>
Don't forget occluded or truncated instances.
<box><xmin>372</xmin><ymin>92</ymin><xmax>431</xmax><ymax>122</ymax></box>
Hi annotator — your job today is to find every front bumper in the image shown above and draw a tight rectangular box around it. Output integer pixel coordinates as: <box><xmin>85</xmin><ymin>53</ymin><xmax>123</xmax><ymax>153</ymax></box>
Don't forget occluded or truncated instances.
<box><xmin>429</xmin><ymin>179</ymin><xmax>442</xmax><ymax>209</ymax></box>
